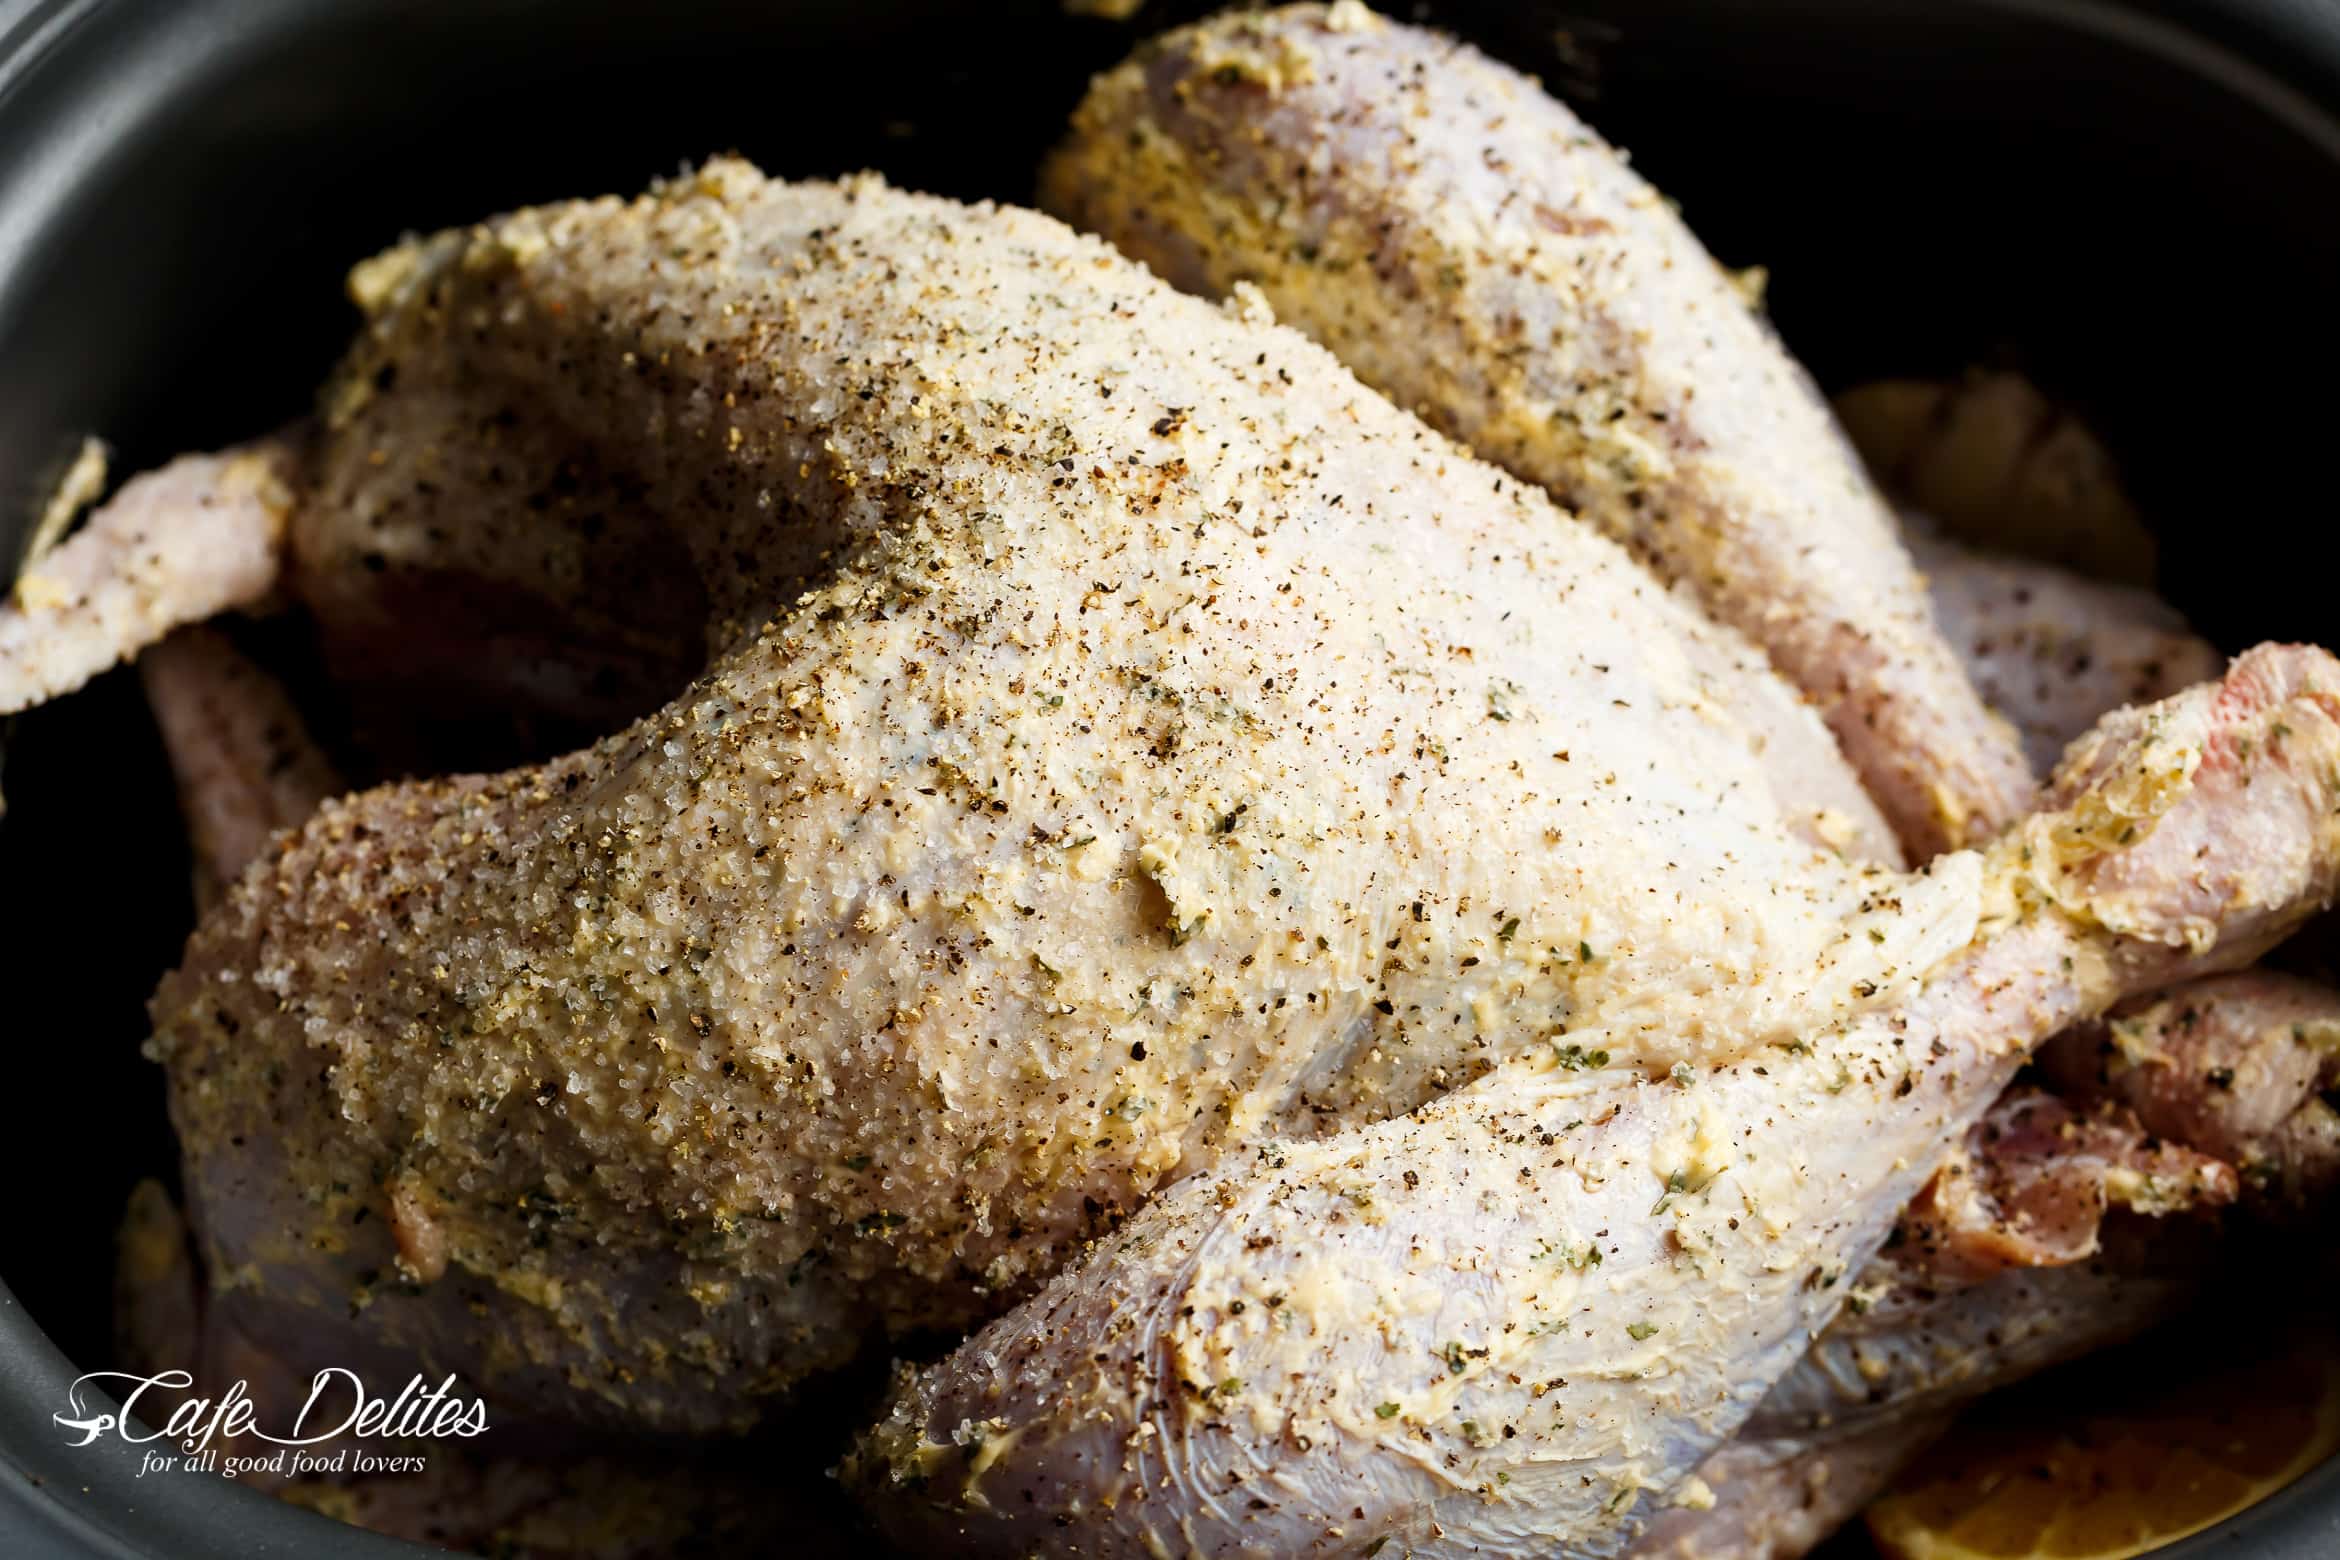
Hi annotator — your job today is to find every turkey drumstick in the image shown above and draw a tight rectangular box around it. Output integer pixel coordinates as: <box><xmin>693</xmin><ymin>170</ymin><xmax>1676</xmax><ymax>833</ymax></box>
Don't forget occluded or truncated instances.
<box><xmin>1630</xmin><ymin>517</ymin><xmax>2310</xmax><ymax>1558</ymax></box>
<box><xmin>1044</xmin><ymin>2</ymin><xmax>2035</xmax><ymax>858</ymax></box>
<box><xmin>858</xmin><ymin>644</ymin><xmax>2340</xmax><ymax>1558</ymax></box>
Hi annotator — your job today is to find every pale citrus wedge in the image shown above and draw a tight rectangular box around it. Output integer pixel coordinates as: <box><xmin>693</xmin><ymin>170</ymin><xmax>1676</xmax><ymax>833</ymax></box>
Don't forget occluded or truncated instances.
<box><xmin>1865</xmin><ymin>1319</ymin><xmax>2340</xmax><ymax>1560</ymax></box>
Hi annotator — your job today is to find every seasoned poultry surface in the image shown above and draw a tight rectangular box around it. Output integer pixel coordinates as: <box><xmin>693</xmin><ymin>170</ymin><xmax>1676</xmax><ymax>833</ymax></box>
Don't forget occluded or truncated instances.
<box><xmin>1043</xmin><ymin>2</ymin><xmax>2036</xmax><ymax>857</ymax></box>
<box><xmin>149</xmin><ymin>161</ymin><xmax>1946</xmax><ymax>1432</ymax></box>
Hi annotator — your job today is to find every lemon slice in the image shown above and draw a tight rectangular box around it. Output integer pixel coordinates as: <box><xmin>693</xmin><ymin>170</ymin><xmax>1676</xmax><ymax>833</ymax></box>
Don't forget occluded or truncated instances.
<box><xmin>1865</xmin><ymin>1320</ymin><xmax>2340</xmax><ymax>1560</ymax></box>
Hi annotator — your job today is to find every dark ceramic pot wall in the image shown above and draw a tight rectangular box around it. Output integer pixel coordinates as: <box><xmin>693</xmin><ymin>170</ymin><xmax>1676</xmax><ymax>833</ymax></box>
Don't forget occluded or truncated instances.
<box><xmin>3</xmin><ymin>0</ymin><xmax>2338</xmax><ymax>1553</ymax></box>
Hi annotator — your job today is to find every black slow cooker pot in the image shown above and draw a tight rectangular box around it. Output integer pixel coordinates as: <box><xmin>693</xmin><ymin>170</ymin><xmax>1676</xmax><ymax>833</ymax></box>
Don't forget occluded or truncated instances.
<box><xmin>3</xmin><ymin>0</ymin><xmax>2338</xmax><ymax>1553</ymax></box>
